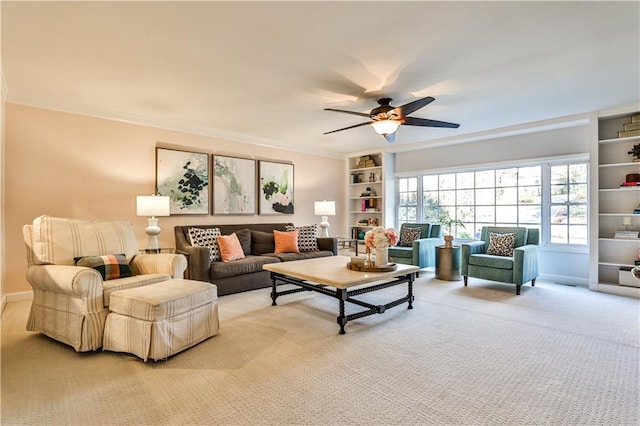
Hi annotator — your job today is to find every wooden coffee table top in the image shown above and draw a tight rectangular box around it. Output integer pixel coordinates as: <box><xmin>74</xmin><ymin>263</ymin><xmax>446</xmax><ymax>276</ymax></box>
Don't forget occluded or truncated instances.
<box><xmin>263</xmin><ymin>255</ymin><xmax>419</xmax><ymax>289</ymax></box>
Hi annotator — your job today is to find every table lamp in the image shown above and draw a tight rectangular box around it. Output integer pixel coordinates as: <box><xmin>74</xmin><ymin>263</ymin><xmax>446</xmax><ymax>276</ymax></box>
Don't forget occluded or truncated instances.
<box><xmin>136</xmin><ymin>195</ymin><xmax>170</xmax><ymax>252</ymax></box>
<box><xmin>314</xmin><ymin>200</ymin><xmax>336</xmax><ymax>238</ymax></box>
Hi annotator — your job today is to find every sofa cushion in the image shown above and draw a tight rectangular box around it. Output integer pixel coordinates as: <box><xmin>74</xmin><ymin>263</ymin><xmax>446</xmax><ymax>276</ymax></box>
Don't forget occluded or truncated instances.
<box><xmin>235</xmin><ymin>228</ymin><xmax>252</xmax><ymax>255</ymax></box>
<box><xmin>285</xmin><ymin>224</ymin><xmax>319</xmax><ymax>252</ymax></box>
<box><xmin>217</xmin><ymin>233</ymin><xmax>246</xmax><ymax>262</ymax></box>
<box><xmin>75</xmin><ymin>254</ymin><xmax>132</xmax><ymax>281</ymax></box>
<box><xmin>468</xmin><ymin>253</ymin><xmax>514</xmax><ymax>270</ymax></box>
<box><xmin>262</xmin><ymin>250</ymin><xmax>333</xmax><ymax>262</ymax></box>
<box><xmin>210</xmin><ymin>255</ymin><xmax>280</xmax><ymax>280</ymax></box>
<box><xmin>251</xmin><ymin>230</ymin><xmax>275</xmax><ymax>255</ymax></box>
<box><xmin>274</xmin><ymin>230</ymin><xmax>299</xmax><ymax>253</ymax></box>
<box><xmin>31</xmin><ymin>215</ymin><xmax>138</xmax><ymax>265</ymax></box>
<box><xmin>486</xmin><ymin>232</ymin><xmax>516</xmax><ymax>257</ymax></box>
<box><xmin>188</xmin><ymin>227</ymin><xmax>221</xmax><ymax>262</ymax></box>
<box><xmin>398</xmin><ymin>227</ymin><xmax>422</xmax><ymax>247</ymax></box>
<box><xmin>102</xmin><ymin>273</ymin><xmax>171</xmax><ymax>307</ymax></box>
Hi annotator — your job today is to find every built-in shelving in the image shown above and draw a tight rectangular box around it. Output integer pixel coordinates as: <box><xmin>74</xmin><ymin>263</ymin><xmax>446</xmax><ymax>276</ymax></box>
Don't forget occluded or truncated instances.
<box><xmin>591</xmin><ymin>109</ymin><xmax>640</xmax><ymax>297</ymax></box>
<box><xmin>347</xmin><ymin>152</ymin><xmax>392</xmax><ymax>253</ymax></box>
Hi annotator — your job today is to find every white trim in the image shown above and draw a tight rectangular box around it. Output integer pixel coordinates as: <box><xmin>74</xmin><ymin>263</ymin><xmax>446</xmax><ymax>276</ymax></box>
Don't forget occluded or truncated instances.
<box><xmin>6</xmin><ymin>97</ymin><xmax>344</xmax><ymax>160</ymax></box>
<box><xmin>379</xmin><ymin>113</ymin><xmax>592</xmax><ymax>154</ymax></box>
<box><xmin>395</xmin><ymin>153</ymin><xmax>589</xmax><ymax>178</ymax></box>
<box><xmin>5</xmin><ymin>291</ymin><xmax>33</xmax><ymax>303</ymax></box>
<box><xmin>539</xmin><ymin>273</ymin><xmax>589</xmax><ymax>287</ymax></box>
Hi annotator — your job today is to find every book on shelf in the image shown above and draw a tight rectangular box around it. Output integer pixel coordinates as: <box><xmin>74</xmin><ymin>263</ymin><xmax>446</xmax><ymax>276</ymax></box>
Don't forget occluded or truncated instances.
<box><xmin>624</xmin><ymin>122</ymin><xmax>640</xmax><ymax>131</ymax></box>
<box><xmin>632</xmin><ymin>114</ymin><xmax>640</xmax><ymax>124</ymax></box>
<box><xmin>613</xmin><ymin>230</ymin><xmax>640</xmax><ymax>239</ymax></box>
<box><xmin>618</xmin><ymin>129</ymin><xmax>640</xmax><ymax>138</ymax></box>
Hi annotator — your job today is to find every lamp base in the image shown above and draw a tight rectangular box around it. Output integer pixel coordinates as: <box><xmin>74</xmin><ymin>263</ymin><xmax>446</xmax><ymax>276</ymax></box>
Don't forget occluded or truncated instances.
<box><xmin>319</xmin><ymin>216</ymin><xmax>330</xmax><ymax>238</ymax></box>
<box><xmin>145</xmin><ymin>217</ymin><xmax>161</xmax><ymax>252</ymax></box>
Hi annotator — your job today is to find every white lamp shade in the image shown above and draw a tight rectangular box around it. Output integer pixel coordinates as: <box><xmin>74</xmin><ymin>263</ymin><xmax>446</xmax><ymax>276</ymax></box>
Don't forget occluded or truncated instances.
<box><xmin>372</xmin><ymin>119</ymin><xmax>401</xmax><ymax>135</ymax></box>
<box><xmin>314</xmin><ymin>200</ymin><xmax>336</xmax><ymax>216</ymax></box>
<box><xmin>136</xmin><ymin>195</ymin><xmax>170</xmax><ymax>217</ymax></box>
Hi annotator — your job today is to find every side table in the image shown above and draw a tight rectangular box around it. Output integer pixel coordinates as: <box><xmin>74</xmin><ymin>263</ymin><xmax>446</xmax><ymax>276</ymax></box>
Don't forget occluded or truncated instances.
<box><xmin>435</xmin><ymin>245</ymin><xmax>461</xmax><ymax>281</ymax></box>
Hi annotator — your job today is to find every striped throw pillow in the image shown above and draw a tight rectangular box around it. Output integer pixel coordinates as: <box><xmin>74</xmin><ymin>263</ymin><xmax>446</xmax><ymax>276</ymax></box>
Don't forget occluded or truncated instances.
<box><xmin>285</xmin><ymin>224</ymin><xmax>318</xmax><ymax>252</ymax></box>
<box><xmin>188</xmin><ymin>227</ymin><xmax>221</xmax><ymax>262</ymax></box>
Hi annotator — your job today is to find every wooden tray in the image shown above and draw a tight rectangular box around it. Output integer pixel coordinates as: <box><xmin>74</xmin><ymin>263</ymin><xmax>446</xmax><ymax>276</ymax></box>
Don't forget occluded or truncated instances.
<box><xmin>346</xmin><ymin>262</ymin><xmax>397</xmax><ymax>272</ymax></box>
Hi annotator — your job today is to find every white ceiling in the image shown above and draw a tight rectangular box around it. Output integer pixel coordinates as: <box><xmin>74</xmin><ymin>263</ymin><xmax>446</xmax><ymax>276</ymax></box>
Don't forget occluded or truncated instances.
<box><xmin>2</xmin><ymin>1</ymin><xmax>639</xmax><ymax>158</ymax></box>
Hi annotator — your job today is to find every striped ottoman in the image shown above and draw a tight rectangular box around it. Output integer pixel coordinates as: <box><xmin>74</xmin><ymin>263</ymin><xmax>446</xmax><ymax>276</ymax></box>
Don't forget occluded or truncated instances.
<box><xmin>103</xmin><ymin>279</ymin><xmax>219</xmax><ymax>361</ymax></box>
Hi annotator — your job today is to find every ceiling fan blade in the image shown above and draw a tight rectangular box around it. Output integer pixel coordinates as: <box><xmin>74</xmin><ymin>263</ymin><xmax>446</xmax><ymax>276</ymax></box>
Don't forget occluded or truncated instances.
<box><xmin>403</xmin><ymin>117</ymin><xmax>460</xmax><ymax>128</ymax></box>
<box><xmin>395</xmin><ymin>96</ymin><xmax>435</xmax><ymax>117</ymax></box>
<box><xmin>323</xmin><ymin>121</ymin><xmax>373</xmax><ymax>135</ymax></box>
<box><xmin>324</xmin><ymin>108</ymin><xmax>371</xmax><ymax>118</ymax></box>
<box><xmin>383</xmin><ymin>132</ymin><xmax>396</xmax><ymax>143</ymax></box>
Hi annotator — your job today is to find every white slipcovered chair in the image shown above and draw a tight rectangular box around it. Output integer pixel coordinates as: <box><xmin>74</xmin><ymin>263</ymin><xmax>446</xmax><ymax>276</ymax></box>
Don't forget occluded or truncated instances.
<box><xmin>23</xmin><ymin>215</ymin><xmax>187</xmax><ymax>352</ymax></box>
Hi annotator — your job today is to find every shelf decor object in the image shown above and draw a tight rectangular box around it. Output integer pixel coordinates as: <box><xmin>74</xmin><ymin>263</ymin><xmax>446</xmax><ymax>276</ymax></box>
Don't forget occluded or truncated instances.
<box><xmin>314</xmin><ymin>200</ymin><xmax>336</xmax><ymax>237</ymax></box>
<box><xmin>136</xmin><ymin>195</ymin><xmax>170</xmax><ymax>252</ymax></box>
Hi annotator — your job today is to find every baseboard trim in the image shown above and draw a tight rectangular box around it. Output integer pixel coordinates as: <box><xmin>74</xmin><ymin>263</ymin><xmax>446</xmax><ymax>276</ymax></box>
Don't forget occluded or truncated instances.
<box><xmin>5</xmin><ymin>291</ymin><xmax>34</xmax><ymax>303</ymax></box>
<box><xmin>538</xmin><ymin>273</ymin><xmax>588</xmax><ymax>287</ymax></box>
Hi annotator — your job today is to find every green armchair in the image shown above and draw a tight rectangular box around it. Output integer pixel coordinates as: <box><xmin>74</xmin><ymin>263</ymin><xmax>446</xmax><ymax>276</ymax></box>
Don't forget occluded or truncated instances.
<box><xmin>461</xmin><ymin>226</ymin><xmax>539</xmax><ymax>295</ymax></box>
<box><xmin>388</xmin><ymin>223</ymin><xmax>444</xmax><ymax>275</ymax></box>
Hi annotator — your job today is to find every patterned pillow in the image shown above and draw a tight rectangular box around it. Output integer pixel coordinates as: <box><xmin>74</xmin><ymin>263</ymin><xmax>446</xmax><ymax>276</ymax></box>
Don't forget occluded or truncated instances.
<box><xmin>398</xmin><ymin>227</ymin><xmax>423</xmax><ymax>247</ymax></box>
<box><xmin>486</xmin><ymin>232</ymin><xmax>516</xmax><ymax>257</ymax></box>
<box><xmin>188</xmin><ymin>227</ymin><xmax>221</xmax><ymax>262</ymax></box>
<box><xmin>75</xmin><ymin>254</ymin><xmax>133</xmax><ymax>281</ymax></box>
<box><xmin>285</xmin><ymin>224</ymin><xmax>318</xmax><ymax>252</ymax></box>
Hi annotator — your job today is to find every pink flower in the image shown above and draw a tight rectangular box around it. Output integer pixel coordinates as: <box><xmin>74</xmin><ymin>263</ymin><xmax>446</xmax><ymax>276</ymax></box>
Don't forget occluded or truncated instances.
<box><xmin>364</xmin><ymin>227</ymin><xmax>399</xmax><ymax>249</ymax></box>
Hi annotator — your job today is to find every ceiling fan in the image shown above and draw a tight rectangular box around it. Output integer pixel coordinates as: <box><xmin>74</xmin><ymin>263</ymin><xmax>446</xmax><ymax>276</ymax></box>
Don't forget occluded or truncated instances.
<box><xmin>323</xmin><ymin>96</ymin><xmax>460</xmax><ymax>143</ymax></box>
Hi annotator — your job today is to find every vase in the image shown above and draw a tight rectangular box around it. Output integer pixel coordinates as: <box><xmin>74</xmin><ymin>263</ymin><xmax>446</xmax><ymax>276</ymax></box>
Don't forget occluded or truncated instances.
<box><xmin>444</xmin><ymin>235</ymin><xmax>454</xmax><ymax>249</ymax></box>
<box><xmin>374</xmin><ymin>247</ymin><xmax>389</xmax><ymax>266</ymax></box>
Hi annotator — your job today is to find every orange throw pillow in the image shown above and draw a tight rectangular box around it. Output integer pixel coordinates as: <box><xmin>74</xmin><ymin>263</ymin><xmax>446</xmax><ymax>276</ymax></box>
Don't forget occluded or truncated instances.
<box><xmin>217</xmin><ymin>233</ymin><xmax>246</xmax><ymax>262</ymax></box>
<box><xmin>274</xmin><ymin>230</ymin><xmax>299</xmax><ymax>254</ymax></box>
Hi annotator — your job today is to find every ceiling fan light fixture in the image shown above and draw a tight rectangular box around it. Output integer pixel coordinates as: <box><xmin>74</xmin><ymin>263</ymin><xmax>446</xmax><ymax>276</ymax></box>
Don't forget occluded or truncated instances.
<box><xmin>371</xmin><ymin>119</ymin><xmax>401</xmax><ymax>135</ymax></box>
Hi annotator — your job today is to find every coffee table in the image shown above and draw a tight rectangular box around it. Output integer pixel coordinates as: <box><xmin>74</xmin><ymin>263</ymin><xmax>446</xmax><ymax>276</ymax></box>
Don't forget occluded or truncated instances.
<box><xmin>263</xmin><ymin>255</ymin><xmax>420</xmax><ymax>334</ymax></box>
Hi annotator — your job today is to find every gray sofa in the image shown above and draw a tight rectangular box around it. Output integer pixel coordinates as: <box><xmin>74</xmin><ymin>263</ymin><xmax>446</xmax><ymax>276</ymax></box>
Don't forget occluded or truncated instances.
<box><xmin>175</xmin><ymin>223</ymin><xmax>337</xmax><ymax>296</ymax></box>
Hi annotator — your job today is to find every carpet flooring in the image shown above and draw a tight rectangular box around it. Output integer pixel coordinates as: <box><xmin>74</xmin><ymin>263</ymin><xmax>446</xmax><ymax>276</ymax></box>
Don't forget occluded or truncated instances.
<box><xmin>1</xmin><ymin>276</ymin><xmax>639</xmax><ymax>425</ymax></box>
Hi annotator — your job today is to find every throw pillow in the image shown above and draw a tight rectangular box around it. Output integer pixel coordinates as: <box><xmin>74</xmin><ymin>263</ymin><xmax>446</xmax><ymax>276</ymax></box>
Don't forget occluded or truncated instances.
<box><xmin>274</xmin><ymin>230</ymin><xmax>300</xmax><ymax>254</ymax></box>
<box><xmin>75</xmin><ymin>254</ymin><xmax>133</xmax><ymax>281</ymax></box>
<box><xmin>285</xmin><ymin>224</ymin><xmax>318</xmax><ymax>252</ymax></box>
<box><xmin>188</xmin><ymin>227</ymin><xmax>221</xmax><ymax>262</ymax></box>
<box><xmin>235</xmin><ymin>228</ymin><xmax>252</xmax><ymax>255</ymax></box>
<box><xmin>251</xmin><ymin>230</ymin><xmax>275</xmax><ymax>255</ymax></box>
<box><xmin>398</xmin><ymin>227</ymin><xmax>423</xmax><ymax>247</ymax></box>
<box><xmin>486</xmin><ymin>232</ymin><xmax>516</xmax><ymax>257</ymax></box>
<box><xmin>217</xmin><ymin>233</ymin><xmax>246</xmax><ymax>262</ymax></box>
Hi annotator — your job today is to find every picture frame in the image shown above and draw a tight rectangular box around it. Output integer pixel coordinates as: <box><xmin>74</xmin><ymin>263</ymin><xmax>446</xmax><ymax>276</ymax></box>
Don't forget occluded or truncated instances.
<box><xmin>156</xmin><ymin>147</ymin><xmax>209</xmax><ymax>215</ymax></box>
<box><xmin>213</xmin><ymin>155</ymin><xmax>256</xmax><ymax>215</ymax></box>
<box><xmin>258</xmin><ymin>160</ymin><xmax>294</xmax><ymax>215</ymax></box>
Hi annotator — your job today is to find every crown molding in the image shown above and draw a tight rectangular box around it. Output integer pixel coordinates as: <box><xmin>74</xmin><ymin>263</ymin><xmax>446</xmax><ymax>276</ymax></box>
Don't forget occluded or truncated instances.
<box><xmin>5</xmin><ymin>94</ymin><xmax>344</xmax><ymax>160</ymax></box>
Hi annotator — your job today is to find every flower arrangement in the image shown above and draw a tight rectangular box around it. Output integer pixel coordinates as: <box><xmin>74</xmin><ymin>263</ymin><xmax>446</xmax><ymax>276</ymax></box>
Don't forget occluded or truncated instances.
<box><xmin>364</xmin><ymin>226</ymin><xmax>399</xmax><ymax>249</ymax></box>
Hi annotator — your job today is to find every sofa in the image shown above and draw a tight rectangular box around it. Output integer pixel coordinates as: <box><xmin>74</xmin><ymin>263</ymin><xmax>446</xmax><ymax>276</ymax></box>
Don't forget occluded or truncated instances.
<box><xmin>23</xmin><ymin>215</ymin><xmax>188</xmax><ymax>352</ymax></box>
<box><xmin>174</xmin><ymin>223</ymin><xmax>338</xmax><ymax>296</ymax></box>
<box><xmin>388</xmin><ymin>223</ymin><xmax>444</xmax><ymax>273</ymax></box>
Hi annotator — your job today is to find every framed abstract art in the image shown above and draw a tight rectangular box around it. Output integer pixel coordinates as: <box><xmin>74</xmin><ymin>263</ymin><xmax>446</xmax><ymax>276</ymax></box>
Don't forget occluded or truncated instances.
<box><xmin>213</xmin><ymin>155</ymin><xmax>256</xmax><ymax>214</ymax></box>
<box><xmin>258</xmin><ymin>160</ymin><xmax>294</xmax><ymax>215</ymax></box>
<box><xmin>156</xmin><ymin>147</ymin><xmax>209</xmax><ymax>215</ymax></box>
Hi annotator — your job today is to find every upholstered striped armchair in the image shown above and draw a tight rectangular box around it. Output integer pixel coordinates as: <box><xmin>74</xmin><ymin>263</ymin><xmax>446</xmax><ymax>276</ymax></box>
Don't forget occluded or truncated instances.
<box><xmin>461</xmin><ymin>226</ymin><xmax>539</xmax><ymax>295</ymax></box>
<box><xmin>23</xmin><ymin>215</ymin><xmax>187</xmax><ymax>352</ymax></box>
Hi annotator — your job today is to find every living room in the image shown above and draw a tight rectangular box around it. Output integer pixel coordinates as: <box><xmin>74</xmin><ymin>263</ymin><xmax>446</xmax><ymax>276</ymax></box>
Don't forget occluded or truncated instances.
<box><xmin>1</xmin><ymin>2</ymin><xmax>639</xmax><ymax>425</ymax></box>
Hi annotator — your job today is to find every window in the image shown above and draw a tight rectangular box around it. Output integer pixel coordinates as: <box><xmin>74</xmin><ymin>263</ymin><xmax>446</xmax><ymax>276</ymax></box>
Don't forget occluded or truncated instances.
<box><xmin>397</xmin><ymin>177</ymin><xmax>418</xmax><ymax>224</ymax></box>
<box><xmin>396</xmin><ymin>160</ymin><xmax>588</xmax><ymax>246</ymax></box>
<box><xmin>549</xmin><ymin>164</ymin><xmax>588</xmax><ymax>244</ymax></box>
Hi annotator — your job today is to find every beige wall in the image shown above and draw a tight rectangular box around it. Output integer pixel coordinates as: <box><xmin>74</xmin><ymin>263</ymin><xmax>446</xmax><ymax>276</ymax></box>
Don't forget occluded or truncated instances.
<box><xmin>5</xmin><ymin>104</ymin><xmax>346</xmax><ymax>294</ymax></box>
